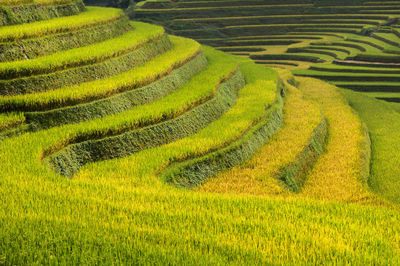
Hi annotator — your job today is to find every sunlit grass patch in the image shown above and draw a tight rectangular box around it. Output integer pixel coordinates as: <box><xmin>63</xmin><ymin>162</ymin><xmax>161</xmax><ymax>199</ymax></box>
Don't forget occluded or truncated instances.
<box><xmin>343</xmin><ymin>89</ymin><xmax>400</xmax><ymax>204</ymax></box>
<box><xmin>198</xmin><ymin>70</ymin><xmax>324</xmax><ymax>196</ymax></box>
<box><xmin>297</xmin><ymin>77</ymin><xmax>382</xmax><ymax>205</ymax></box>
<box><xmin>0</xmin><ymin>1</ymin><xmax>400</xmax><ymax>263</ymax></box>
<box><xmin>0</xmin><ymin>7</ymin><xmax>124</xmax><ymax>42</ymax></box>
<box><xmin>0</xmin><ymin>22</ymin><xmax>164</xmax><ymax>79</ymax></box>
<box><xmin>37</xmin><ymin>46</ymin><xmax>236</xmax><ymax>159</ymax></box>
<box><xmin>0</xmin><ymin>112</ymin><xmax>24</xmax><ymax>131</ymax></box>
<box><xmin>0</xmin><ymin>35</ymin><xmax>199</xmax><ymax>111</ymax></box>
<box><xmin>77</xmin><ymin>57</ymin><xmax>278</xmax><ymax>185</ymax></box>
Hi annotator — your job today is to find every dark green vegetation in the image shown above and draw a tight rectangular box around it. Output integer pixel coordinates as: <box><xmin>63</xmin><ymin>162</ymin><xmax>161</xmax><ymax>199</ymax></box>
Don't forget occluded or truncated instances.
<box><xmin>1</xmin><ymin>0</ymin><xmax>400</xmax><ymax>264</ymax></box>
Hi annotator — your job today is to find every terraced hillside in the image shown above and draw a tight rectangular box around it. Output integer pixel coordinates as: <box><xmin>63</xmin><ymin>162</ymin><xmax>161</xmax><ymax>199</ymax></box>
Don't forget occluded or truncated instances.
<box><xmin>136</xmin><ymin>0</ymin><xmax>400</xmax><ymax>205</ymax></box>
<box><xmin>1</xmin><ymin>0</ymin><xmax>400</xmax><ymax>264</ymax></box>
<box><xmin>136</xmin><ymin>0</ymin><xmax>400</xmax><ymax>101</ymax></box>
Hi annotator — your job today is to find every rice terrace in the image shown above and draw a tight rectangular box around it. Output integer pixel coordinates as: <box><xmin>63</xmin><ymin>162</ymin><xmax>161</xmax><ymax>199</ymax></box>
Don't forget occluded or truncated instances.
<box><xmin>1</xmin><ymin>0</ymin><xmax>400</xmax><ymax>264</ymax></box>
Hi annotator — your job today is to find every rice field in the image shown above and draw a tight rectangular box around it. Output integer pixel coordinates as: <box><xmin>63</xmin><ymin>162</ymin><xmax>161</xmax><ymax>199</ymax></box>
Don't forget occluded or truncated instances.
<box><xmin>0</xmin><ymin>0</ymin><xmax>399</xmax><ymax>264</ymax></box>
<box><xmin>136</xmin><ymin>0</ymin><xmax>400</xmax><ymax>101</ymax></box>
<box><xmin>0</xmin><ymin>0</ymin><xmax>85</xmax><ymax>26</ymax></box>
<box><xmin>0</xmin><ymin>7</ymin><xmax>124</xmax><ymax>42</ymax></box>
<box><xmin>0</xmin><ymin>22</ymin><xmax>164</xmax><ymax>79</ymax></box>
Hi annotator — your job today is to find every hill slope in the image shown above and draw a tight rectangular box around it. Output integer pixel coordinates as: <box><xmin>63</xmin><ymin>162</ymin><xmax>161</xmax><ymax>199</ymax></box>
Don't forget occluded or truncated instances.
<box><xmin>0</xmin><ymin>0</ymin><xmax>399</xmax><ymax>264</ymax></box>
<box><xmin>136</xmin><ymin>0</ymin><xmax>400</xmax><ymax>101</ymax></box>
<box><xmin>136</xmin><ymin>0</ymin><xmax>400</xmax><ymax>204</ymax></box>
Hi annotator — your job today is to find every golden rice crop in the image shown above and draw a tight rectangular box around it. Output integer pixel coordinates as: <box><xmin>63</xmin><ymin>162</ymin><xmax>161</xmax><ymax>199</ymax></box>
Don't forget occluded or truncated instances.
<box><xmin>296</xmin><ymin>77</ymin><xmax>384</xmax><ymax>205</ymax></box>
<box><xmin>198</xmin><ymin>70</ymin><xmax>322</xmax><ymax>196</ymax></box>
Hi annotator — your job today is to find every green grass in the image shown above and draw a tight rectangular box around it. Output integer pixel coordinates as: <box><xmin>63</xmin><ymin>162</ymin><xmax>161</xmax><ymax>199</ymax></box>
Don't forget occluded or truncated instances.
<box><xmin>0</xmin><ymin>46</ymin><xmax>240</xmax><ymax>174</ymax></box>
<box><xmin>340</xmin><ymin>32</ymin><xmax>400</xmax><ymax>52</ymax></box>
<box><xmin>343</xmin><ymin>90</ymin><xmax>400</xmax><ymax>203</ymax></box>
<box><xmin>348</xmin><ymin>52</ymin><xmax>400</xmax><ymax>63</ymax></box>
<box><xmin>312</xmin><ymin>40</ymin><xmax>381</xmax><ymax>53</ymax></box>
<box><xmin>1</xmin><ymin>179</ymin><xmax>399</xmax><ymax>265</ymax></box>
<box><xmin>331</xmin><ymin>81</ymin><xmax>400</xmax><ymax>92</ymax></box>
<box><xmin>8</xmin><ymin>48</ymin><xmax>399</xmax><ymax>264</ymax></box>
<box><xmin>0</xmin><ymin>35</ymin><xmax>200</xmax><ymax>111</ymax></box>
<box><xmin>0</xmin><ymin>0</ymin><xmax>85</xmax><ymax>27</ymax></box>
<box><xmin>0</xmin><ymin>112</ymin><xmax>24</xmax><ymax>130</ymax></box>
<box><xmin>373</xmin><ymin>32</ymin><xmax>400</xmax><ymax>47</ymax></box>
<box><xmin>198</xmin><ymin>70</ymin><xmax>325</xmax><ymax>195</ymax></box>
<box><xmin>45</xmin><ymin>65</ymin><xmax>245</xmax><ymax>177</ymax></box>
<box><xmin>1</xmin><ymin>79</ymin><xmax>400</xmax><ymax>262</ymax></box>
<box><xmin>287</xmin><ymin>52</ymin><xmax>335</xmax><ymax>61</ymax></box>
<box><xmin>308</xmin><ymin>44</ymin><xmax>360</xmax><ymax>56</ymax></box>
<box><xmin>158</xmin><ymin>64</ymin><xmax>280</xmax><ymax>188</ymax></box>
<box><xmin>2</xmin><ymin>1</ymin><xmax>400</xmax><ymax>264</ymax></box>
<box><xmin>0</xmin><ymin>7</ymin><xmax>124</xmax><ymax>42</ymax></box>
<box><xmin>135</xmin><ymin>0</ymin><xmax>400</xmax><ymax>77</ymax></box>
<box><xmin>293</xmin><ymin>69</ymin><xmax>400</xmax><ymax>80</ymax></box>
<box><xmin>289</xmin><ymin>48</ymin><xmax>350</xmax><ymax>60</ymax></box>
<box><xmin>24</xmin><ymin>51</ymin><xmax>207</xmax><ymax>129</ymax></box>
<box><xmin>308</xmin><ymin>63</ymin><xmax>400</xmax><ymax>73</ymax></box>
<box><xmin>30</xmin><ymin>46</ymin><xmax>237</xmax><ymax>162</ymax></box>
<box><xmin>362</xmin><ymin>92</ymin><xmax>400</xmax><ymax>99</ymax></box>
<box><xmin>0</xmin><ymin>21</ymin><xmax>164</xmax><ymax>79</ymax></box>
